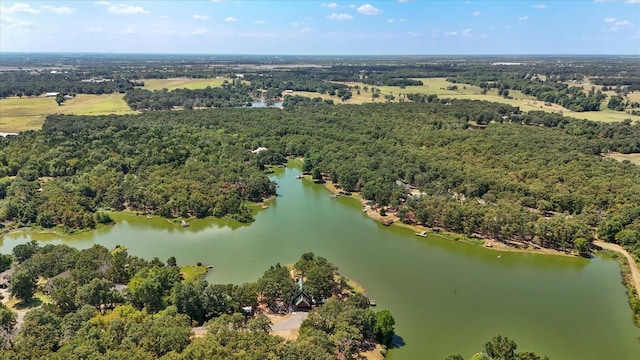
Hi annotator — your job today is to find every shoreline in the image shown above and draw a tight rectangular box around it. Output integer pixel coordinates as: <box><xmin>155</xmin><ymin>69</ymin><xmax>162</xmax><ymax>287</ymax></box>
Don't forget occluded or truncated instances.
<box><xmin>318</xmin><ymin>176</ymin><xmax>579</xmax><ymax>258</ymax></box>
<box><xmin>594</xmin><ymin>240</ymin><xmax>640</xmax><ymax>301</ymax></box>
<box><xmin>317</xmin><ymin>175</ymin><xmax>640</xmax><ymax>321</ymax></box>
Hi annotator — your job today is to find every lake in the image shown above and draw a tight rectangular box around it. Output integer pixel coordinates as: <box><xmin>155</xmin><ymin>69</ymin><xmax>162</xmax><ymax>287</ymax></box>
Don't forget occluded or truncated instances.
<box><xmin>1</xmin><ymin>166</ymin><xmax>639</xmax><ymax>359</ymax></box>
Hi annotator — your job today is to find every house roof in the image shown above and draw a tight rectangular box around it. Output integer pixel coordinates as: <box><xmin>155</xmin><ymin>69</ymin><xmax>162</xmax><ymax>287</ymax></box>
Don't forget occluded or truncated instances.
<box><xmin>0</xmin><ymin>267</ymin><xmax>16</xmax><ymax>280</ymax></box>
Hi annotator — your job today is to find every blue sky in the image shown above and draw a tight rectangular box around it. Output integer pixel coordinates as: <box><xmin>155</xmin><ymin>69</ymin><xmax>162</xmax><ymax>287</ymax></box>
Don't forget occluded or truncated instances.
<box><xmin>1</xmin><ymin>0</ymin><xmax>639</xmax><ymax>55</ymax></box>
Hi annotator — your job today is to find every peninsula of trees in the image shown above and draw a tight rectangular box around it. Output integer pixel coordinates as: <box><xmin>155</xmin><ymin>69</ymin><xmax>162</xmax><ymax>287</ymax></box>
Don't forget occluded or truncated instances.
<box><xmin>1</xmin><ymin>245</ymin><xmax>393</xmax><ymax>359</ymax></box>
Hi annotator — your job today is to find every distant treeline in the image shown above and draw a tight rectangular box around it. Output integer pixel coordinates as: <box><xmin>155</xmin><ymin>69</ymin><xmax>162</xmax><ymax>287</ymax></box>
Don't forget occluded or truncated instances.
<box><xmin>0</xmin><ymin>71</ymin><xmax>136</xmax><ymax>98</ymax></box>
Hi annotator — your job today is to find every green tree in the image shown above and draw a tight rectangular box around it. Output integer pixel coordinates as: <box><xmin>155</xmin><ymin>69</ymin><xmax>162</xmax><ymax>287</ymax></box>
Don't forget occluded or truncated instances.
<box><xmin>574</xmin><ymin>237</ymin><xmax>589</xmax><ymax>255</ymax></box>
<box><xmin>257</xmin><ymin>263</ymin><xmax>296</xmax><ymax>313</ymax></box>
<box><xmin>8</xmin><ymin>268</ymin><xmax>37</xmax><ymax>302</ymax></box>
<box><xmin>0</xmin><ymin>254</ymin><xmax>12</xmax><ymax>273</ymax></box>
<box><xmin>167</xmin><ymin>256</ymin><xmax>177</xmax><ymax>267</ymax></box>
<box><xmin>484</xmin><ymin>335</ymin><xmax>518</xmax><ymax>360</ymax></box>
<box><xmin>14</xmin><ymin>308</ymin><xmax>61</xmax><ymax>354</ymax></box>
<box><xmin>12</xmin><ymin>240</ymin><xmax>39</xmax><ymax>263</ymax></box>
<box><xmin>50</xmin><ymin>277</ymin><xmax>78</xmax><ymax>312</ymax></box>
<box><xmin>374</xmin><ymin>310</ymin><xmax>396</xmax><ymax>347</ymax></box>
<box><xmin>55</xmin><ymin>93</ymin><xmax>64</xmax><ymax>106</ymax></box>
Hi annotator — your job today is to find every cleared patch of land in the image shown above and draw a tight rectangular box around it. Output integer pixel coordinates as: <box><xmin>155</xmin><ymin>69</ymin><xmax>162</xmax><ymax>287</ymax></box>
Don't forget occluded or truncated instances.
<box><xmin>332</xmin><ymin>78</ymin><xmax>640</xmax><ymax>123</ymax></box>
<box><xmin>0</xmin><ymin>94</ymin><xmax>134</xmax><ymax>132</ymax></box>
<box><xmin>142</xmin><ymin>77</ymin><xmax>231</xmax><ymax>91</ymax></box>
<box><xmin>603</xmin><ymin>152</ymin><xmax>640</xmax><ymax>165</ymax></box>
<box><xmin>179</xmin><ymin>264</ymin><xmax>210</xmax><ymax>282</ymax></box>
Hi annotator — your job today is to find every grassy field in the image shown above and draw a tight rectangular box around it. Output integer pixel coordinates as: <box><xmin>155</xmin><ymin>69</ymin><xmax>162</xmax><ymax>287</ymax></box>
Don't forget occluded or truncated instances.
<box><xmin>142</xmin><ymin>77</ymin><xmax>231</xmax><ymax>91</ymax></box>
<box><xmin>0</xmin><ymin>94</ymin><xmax>134</xmax><ymax>132</ymax></box>
<box><xmin>604</xmin><ymin>152</ymin><xmax>640</xmax><ymax>165</ymax></box>
<box><xmin>331</xmin><ymin>78</ymin><xmax>640</xmax><ymax>123</ymax></box>
<box><xmin>179</xmin><ymin>264</ymin><xmax>210</xmax><ymax>282</ymax></box>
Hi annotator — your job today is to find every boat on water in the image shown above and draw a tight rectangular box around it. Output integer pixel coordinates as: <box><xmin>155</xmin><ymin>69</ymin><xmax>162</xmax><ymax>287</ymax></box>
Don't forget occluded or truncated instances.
<box><xmin>180</xmin><ymin>220</ymin><xmax>190</xmax><ymax>227</ymax></box>
<box><xmin>415</xmin><ymin>230</ymin><xmax>427</xmax><ymax>237</ymax></box>
<box><xmin>497</xmin><ymin>255</ymin><xmax>502</xmax><ymax>259</ymax></box>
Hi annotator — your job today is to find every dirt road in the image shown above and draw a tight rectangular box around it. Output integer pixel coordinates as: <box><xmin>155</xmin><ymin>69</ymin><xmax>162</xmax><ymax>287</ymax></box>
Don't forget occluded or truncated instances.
<box><xmin>595</xmin><ymin>240</ymin><xmax>640</xmax><ymax>299</ymax></box>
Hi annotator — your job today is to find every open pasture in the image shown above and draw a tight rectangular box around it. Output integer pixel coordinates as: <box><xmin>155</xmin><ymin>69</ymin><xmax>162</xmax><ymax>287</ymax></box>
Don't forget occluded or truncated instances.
<box><xmin>604</xmin><ymin>152</ymin><xmax>640</xmax><ymax>165</ymax></box>
<box><xmin>335</xmin><ymin>78</ymin><xmax>640</xmax><ymax>123</ymax></box>
<box><xmin>0</xmin><ymin>94</ymin><xmax>134</xmax><ymax>132</ymax></box>
<box><xmin>142</xmin><ymin>77</ymin><xmax>231</xmax><ymax>91</ymax></box>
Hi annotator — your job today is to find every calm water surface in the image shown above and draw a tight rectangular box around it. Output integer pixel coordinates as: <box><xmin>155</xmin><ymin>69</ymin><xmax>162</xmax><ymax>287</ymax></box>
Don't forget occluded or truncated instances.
<box><xmin>2</xmin><ymin>167</ymin><xmax>639</xmax><ymax>359</ymax></box>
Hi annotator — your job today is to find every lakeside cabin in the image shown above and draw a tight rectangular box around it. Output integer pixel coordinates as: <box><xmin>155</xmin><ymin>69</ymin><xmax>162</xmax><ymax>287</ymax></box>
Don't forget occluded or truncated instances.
<box><xmin>292</xmin><ymin>278</ymin><xmax>313</xmax><ymax>312</ymax></box>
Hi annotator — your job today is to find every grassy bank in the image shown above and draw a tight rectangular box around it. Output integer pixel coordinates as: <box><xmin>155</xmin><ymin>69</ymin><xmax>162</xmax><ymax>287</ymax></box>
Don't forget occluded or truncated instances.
<box><xmin>602</xmin><ymin>250</ymin><xmax>640</xmax><ymax>327</ymax></box>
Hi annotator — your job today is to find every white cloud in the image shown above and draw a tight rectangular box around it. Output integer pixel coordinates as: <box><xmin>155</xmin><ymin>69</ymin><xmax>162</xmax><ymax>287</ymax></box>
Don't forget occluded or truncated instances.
<box><xmin>0</xmin><ymin>3</ymin><xmax>39</xmax><ymax>14</ymax></box>
<box><xmin>357</xmin><ymin>4</ymin><xmax>382</xmax><ymax>15</ymax></box>
<box><xmin>95</xmin><ymin>1</ymin><xmax>110</xmax><ymax>5</ymax></box>
<box><xmin>387</xmin><ymin>18</ymin><xmax>405</xmax><ymax>23</ymax></box>
<box><xmin>108</xmin><ymin>4</ymin><xmax>150</xmax><ymax>15</ymax></box>
<box><xmin>86</xmin><ymin>26</ymin><xmax>105</xmax><ymax>32</ymax></box>
<box><xmin>444</xmin><ymin>31</ymin><xmax>458</xmax><ymax>36</ymax></box>
<box><xmin>626</xmin><ymin>0</ymin><xmax>639</xmax><ymax>3</ymax></box>
<box><xmin>0</xmin><ymin>16</ymin><xmax>32</xmax><ymax>28</ymax></box>
<box><xmin>322</xmin><ymin>2</ymin><xmax>338</xmax><ymax>8</ymax></box>
<box><xmin>462</xmin><ymin>28</ymin><xmax>472</xmax><ymax>36</ymax></box>
<box><xmin>193</xmin><ymin>14</ymin><xmax>209</xmax><ymax>20</ymax></box>
<box><xmin>615</xmin><ymin>20</ymin><xmax>632</xmax><ymax>26</ymax></box>
<box><xmin>300</xmin><ymin>27</ymin><xmax>313</xmax><ymax>33</ymax></box>
<box><xmin>347</xmin><ymin>4</ymin><xmax>356</xmax><ymax>8</ymax></box>
<box><xmin>398</xmin><ymin>0</ymin><xmax>414</xmax><ymax>2</ymax></box>
<box><xmin>604</xmin><ymin>17</ymin><xmax>617</xmax><ymax>22</ymax></box>
<box><xmin>192</xmin><ymin>28</ymin><xmax>207</xmax><ymax>35</ymax></box>
<box><xmin>224</xmin><ymin>16</ymin><xmax>236</xmax><ymax>22</ymax></box>
<box><xmin>473</xmin><ymin>10</ymin><xmax>481</xmax><ymax>16</ymax></box>
<box><xmin>532</xmin><ymin>4</ymin><xmax>548</xmax><ymax>8</ymax></box>
<box><xmin>41</xmin><ymin>6</ymin><xmax>74</xmax><ymax>14</ymax></box>
<box><xmin>122</xmin><ymin>26</ymin><xmax>138</xmax><ymax>34</ymax></box>
<box><xmin>327</xmin><ymin>13</ymin><xmax>353</xmax><ymax>20</ymax></box>
<box><xmin>518</xmin><ymin>16</ymin><xmax>529</xmax><ymax>21</ymax></box>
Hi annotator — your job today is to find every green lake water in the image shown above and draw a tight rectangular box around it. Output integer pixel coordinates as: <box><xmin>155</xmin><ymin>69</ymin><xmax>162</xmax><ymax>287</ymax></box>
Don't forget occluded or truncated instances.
<box><xmin>1</xmin><ymin>167</ymin><xmax>639</xmax><ymax>359</ymax></box>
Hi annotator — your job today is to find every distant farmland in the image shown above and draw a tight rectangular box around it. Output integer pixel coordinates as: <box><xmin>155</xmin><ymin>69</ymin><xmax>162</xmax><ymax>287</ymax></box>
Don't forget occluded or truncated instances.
<box><xmin>0</xmin><ymin>94</ymin><xmax>134</xmax><ymax>132</ymax></box>
<box><xmin>141</xmin><ymin>77</ymin><xmax>231</xmax><ymax>91</ymax></box>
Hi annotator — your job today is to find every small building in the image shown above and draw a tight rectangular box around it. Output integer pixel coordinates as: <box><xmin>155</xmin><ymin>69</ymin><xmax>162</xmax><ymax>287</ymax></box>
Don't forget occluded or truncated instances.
<box><xmin>43</xmin><ymin>270</ymin><xmax>72</xmax><ymax>294</ymax></box>
<box><xmin>0</xmin><ymin>267</ymin><xmax>16</xmax><ymax>289</ymax></box>
<box><xmin>45</xmin><ymin>92</ymin><xmax>59</xmax><ymax>97</ymax></box>
<box><xmin>110</xmin><ymin>284</ymin><xmax>128</xmax><ymax>293</ymax></box>
<box><xmin>251</xmin><ymin>147</ymin><xmax>268</xmax><ymax>154</ymax></box>
<box><xmin>292</xmin><ymin>278</ymin><xmax>313</xmax><ymax>311</ymax></box>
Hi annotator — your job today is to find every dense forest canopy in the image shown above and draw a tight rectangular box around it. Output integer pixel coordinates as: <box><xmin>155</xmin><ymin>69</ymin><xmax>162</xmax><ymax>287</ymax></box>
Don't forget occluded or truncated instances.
<box><xmin>0</xmin><ymin>101</ymin><xmax>639</xmax><ymax>258</ymax></box>
<box><xmin>0</xmin><ymin>246</ymin><xmax>392</xmax><ymax>359</ymax></box>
